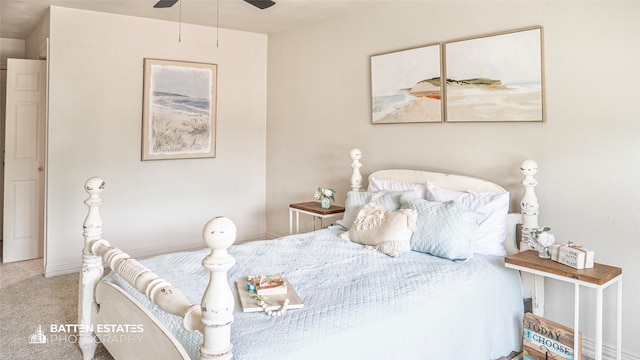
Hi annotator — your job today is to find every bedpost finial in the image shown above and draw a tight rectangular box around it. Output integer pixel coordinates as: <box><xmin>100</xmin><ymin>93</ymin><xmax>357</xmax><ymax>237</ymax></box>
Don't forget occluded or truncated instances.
<box><xmin>349</xmin><ymin>148</ymin><xmax>362</xmax><ymax>161</ymax></box>
<box><xmin>85</xmin><ymin>177</ymin><xmax>105</xmax><ymax>195</ymax></box>
<box><xmin>200</xmin><ymin>216</ymin><xmax>236</xmax><ymax>359</ymax></box>
<box><xmin>349</xmin><ymin>149</ymin><xmax>363</xmax><ymax>192</ymax></box>
<box><xmin>203</xmin><ymin>216</ymin><xmax>237</xmax><ymax>252</ymax></box>
<box><xmin>520</xmin><ymin>160</ymin><xmax>538</xmax><ymax>176</ymax></box>
<box><xmin>520</xmin><ymin>160</ymin><xmax>540</xmax><ymax>245</ymax></box>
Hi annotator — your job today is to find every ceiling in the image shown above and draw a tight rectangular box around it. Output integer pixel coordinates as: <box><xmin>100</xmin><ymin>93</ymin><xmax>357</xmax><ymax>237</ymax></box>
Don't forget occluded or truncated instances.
<box><xmin>0</xmin><ymin>0</ymin><xmax>381</xmax><ymax>40</ymax></box>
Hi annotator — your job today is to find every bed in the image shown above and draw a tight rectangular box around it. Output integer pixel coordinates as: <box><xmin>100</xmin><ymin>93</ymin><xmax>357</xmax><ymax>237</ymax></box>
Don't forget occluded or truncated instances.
<box><xmin>78</xmin><ymin>150</ymin><xmax>539</xmax><ymax>360</ymax></box>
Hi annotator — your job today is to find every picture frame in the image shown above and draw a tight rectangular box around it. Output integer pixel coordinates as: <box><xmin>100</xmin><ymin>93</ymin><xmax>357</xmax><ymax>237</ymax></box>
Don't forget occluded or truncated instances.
<box><xmin>370</xmin><ymin>43</ymin><xmax>443</xmax><ymax>124</ymax></box>
<box><xmin>141</xmin><ymin>58</ymin><xmax>217</xmax><ymax>160</ymax></box>
<box><xmin>444</xmin><ymin>26</ymin><xmax>545</xmax><ymax>122</ymax></box>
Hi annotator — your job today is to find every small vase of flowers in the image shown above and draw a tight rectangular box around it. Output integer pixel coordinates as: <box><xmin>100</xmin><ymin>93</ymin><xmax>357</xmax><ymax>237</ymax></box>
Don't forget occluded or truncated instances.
<box><xmin>314</xmin><ymin>187</ymin><xmax>335</xmax><ymax>209</ymax></box>
<box><xmin>531</xmin><ymin>227</ymin><xmax>555</xmax><ymax>259</ymax></box>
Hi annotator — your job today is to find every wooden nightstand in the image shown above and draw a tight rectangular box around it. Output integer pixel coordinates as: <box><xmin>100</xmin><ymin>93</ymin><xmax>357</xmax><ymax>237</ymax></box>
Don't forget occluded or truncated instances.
<box><xmin>505</xmin><ymin>250</ymin><xmax>622</xmax><ymax>360</ymax></box>
<box><xmin>289</xmin><ymin>202</ymin><xmax>345</xmax><ymax>234</ymax></box>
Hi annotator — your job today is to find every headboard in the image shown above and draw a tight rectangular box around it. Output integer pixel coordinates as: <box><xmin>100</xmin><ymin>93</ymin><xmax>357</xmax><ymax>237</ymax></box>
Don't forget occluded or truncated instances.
<box><xmin>347</xmin><ymin>149</ymin><xmax>535</xmax><ymax>256</ymax></box>
<box><xmin>366</xmin><ymin>169</ymin><xmax>506</xmax><ymax>194</ymax></box>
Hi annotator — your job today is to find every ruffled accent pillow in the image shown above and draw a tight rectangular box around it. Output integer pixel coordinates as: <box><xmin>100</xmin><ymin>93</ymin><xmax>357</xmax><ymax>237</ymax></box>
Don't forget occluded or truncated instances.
<box><xmin>426</xmin><ymin>182</ymin><xmax>510</xmax><ymax>256</ymax></box>
<box><xmin>336</xmin><ymin>190</ymin><xmax>415</xmax><ymax>230</ymax></box>
<box><xmin>401</xmin><ymin>198</ymin><xmax>481</xmax><ymax>261</ymax></box>
<box><xmin>340</xmin><ymin>203</ymin><xmax>417</xmax><ymax>257</ymax></box>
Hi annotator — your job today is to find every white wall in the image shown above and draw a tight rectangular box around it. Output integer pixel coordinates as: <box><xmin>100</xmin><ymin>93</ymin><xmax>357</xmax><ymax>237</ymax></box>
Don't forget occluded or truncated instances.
<box><xmin>0</xmin><ymin>38</ymin><xmax>25</xmax><ymax>66</ymax></box>
<box><xmin>25</xmin><ymin>10</ymin><xmax>49</xmax><ymax>60</ymax></box>
<box><xmin>266</xmin><ymin>1</ymin><xmax>640</xmax><ymax>357</ymax></box>
<box><xmin>46</xmin><ymin>7</ymin><xmax>268</xmax><ymax>274</ymax></box>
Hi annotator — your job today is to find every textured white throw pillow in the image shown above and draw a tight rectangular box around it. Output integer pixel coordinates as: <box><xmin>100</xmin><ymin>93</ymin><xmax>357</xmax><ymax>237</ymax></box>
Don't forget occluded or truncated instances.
<box><xmin>336</xmin><ymin>190</ymin><xmax>415</xmax><ymax>230</ymax></box>
<box><xmin>340</xmin><ymin>203</ymin><xmax>417</xmax><ymax>257</ymax></box>
<box><xmin>426</xmin><ymin>182</ymin><xmax>509</xmax><ymax>256</ymax></box>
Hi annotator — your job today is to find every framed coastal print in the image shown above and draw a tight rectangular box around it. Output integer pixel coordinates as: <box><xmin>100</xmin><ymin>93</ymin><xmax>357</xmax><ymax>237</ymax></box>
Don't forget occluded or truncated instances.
<box><xmin>370</xmin><ymin>43</ymin><xmax>443</xmax><ymax>124</ymax></box>
<box><xmin>142</xmin><ymin>58</ymin><xmax>217</xmax><ymax>160</ymax></box>
<box><xmin>444</xmin><ymin>27</ymin><xmax>544</xmax><ymax>122</ymax></box>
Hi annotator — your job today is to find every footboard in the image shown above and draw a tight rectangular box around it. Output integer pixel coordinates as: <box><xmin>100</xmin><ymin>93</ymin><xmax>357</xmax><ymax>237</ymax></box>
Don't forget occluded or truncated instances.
<box><xmin>78</xmin><ymin>177</ymin><xmax>236</xmax><ymax>360</ymax></box>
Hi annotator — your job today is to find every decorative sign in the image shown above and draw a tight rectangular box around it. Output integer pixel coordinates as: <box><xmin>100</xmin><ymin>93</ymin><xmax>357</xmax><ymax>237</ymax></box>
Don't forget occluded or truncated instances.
<box><xmin>523</xmin><ymin>313</ymin><xmax>581</xmax><ymax>360</ymax></box>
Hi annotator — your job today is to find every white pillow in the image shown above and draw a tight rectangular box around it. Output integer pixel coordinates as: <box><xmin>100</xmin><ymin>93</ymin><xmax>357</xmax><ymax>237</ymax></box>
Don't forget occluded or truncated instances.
<box><xmin>367</xmin><ymin>177</ymin><xmax>427</xmax><ymax>199</ymax></box>
<box><xmin>340</xmin><ymin>203</ymin><xmax>417</xmax><ymax>257</ymax></box>
<box><xmin>426</xmin><ymin>182</ymin><xmax>509</xmax><ymax>256</ymax></box>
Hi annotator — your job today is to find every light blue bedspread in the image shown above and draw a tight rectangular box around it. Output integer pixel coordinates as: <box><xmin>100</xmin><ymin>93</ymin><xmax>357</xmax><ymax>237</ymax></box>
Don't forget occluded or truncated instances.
<box><xmin>104</xmin><ymin>228</ymin><xmax>523</xmax><ymax>359</ymax></box>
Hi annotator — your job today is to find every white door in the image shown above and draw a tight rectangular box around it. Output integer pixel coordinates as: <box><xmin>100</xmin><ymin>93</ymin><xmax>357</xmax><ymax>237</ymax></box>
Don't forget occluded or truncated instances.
<box><xmin>2</xmin><ymin>59</ymin><xmax>46</xmax><ymax>263</ymax></box>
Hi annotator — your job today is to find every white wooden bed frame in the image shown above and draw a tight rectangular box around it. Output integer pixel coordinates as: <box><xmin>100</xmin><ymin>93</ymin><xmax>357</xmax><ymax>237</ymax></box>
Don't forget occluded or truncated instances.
<box><xmin>78</xmin><ymin>149</ymin><xmax>541</xmax><ymax>360</ymax></box>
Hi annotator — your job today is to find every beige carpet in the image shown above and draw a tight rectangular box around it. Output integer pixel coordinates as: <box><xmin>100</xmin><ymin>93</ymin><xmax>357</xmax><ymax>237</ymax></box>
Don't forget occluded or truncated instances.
<box><xmin>0</xmin><ymin>258</ymin><xmax>112</xmax><ymax>360</ymax></box>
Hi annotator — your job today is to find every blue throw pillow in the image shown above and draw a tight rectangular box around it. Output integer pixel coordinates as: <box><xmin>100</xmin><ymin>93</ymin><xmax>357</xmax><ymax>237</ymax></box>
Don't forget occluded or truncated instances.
<box><xmin>401</xmin><ymin>198</ymin><xmax>481</xmax><ymax>261</ymax></box>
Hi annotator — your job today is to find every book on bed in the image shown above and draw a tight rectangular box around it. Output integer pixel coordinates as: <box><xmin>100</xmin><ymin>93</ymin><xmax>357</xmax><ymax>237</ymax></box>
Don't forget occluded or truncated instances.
<box><xmin>247</xmin><ymin>274</ymin><xmax>287</xmax><ymax>295</ymax></box>
<box><xmin>236</xmin><ymin>278</ymin><xmax>304</xmax><ymax>312</ymax></box>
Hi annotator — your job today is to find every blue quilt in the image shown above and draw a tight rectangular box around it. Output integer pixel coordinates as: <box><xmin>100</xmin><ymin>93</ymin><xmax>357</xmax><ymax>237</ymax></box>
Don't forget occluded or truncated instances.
<box><xmin>104</xmin><ymin>228</ymin><xmax>523</xmax><ymax>359</ymax></box>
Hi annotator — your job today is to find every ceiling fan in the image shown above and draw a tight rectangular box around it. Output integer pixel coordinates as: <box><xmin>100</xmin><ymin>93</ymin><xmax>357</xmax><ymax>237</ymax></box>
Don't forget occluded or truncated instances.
<box><xmin>153</xmin><ymin>0</ymin><xmax>276</xmax><ymax>10</ymax></box>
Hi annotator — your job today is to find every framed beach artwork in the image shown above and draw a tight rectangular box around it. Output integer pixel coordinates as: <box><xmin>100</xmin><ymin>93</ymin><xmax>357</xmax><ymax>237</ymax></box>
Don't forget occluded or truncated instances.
<box><xmin>370</xmin><ymin>43</ymin><xmax>443</xmax><ymax>124</ymax></box>
<box><xmin>444</xmin><ymin>27</ymin><xmax>545</xmax><ymax>122</ymax></box>
<box><xmin>141</xmin><ymin>58</ymin><xmax>217</xmax><ymax>160</ymax></box>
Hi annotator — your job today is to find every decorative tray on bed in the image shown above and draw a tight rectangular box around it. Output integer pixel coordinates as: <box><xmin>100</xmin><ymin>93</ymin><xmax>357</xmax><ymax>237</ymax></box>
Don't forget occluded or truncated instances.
<box><xmin>236</xmin><ymin>278</ymin><xmax>304</xmax><ymax>312</ymax></box>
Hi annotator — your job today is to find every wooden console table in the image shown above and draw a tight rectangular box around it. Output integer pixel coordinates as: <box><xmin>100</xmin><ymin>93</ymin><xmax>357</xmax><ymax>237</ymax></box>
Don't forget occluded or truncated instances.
<box><xmin>505</xmin><ymin>250</ymin><xmax>622</xmax><ymax>360</ymax></box>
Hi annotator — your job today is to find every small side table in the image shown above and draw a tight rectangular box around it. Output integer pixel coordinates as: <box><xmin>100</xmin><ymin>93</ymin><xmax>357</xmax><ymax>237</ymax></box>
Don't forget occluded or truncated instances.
<box><xmin>289</xmin><ymin>202</ymin><xmax>345</xmax><ymax>234</ymax></box>
<box><xmin>505</xmin><ymin>250</ymin><xmax>622</xmax><ymax>360</ymax></box>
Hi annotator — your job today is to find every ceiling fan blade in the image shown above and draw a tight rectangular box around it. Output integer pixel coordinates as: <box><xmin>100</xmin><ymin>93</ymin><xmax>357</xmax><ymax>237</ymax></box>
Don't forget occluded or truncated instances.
<box><xmin>244</xmin><ymin>0</ymin><xmax>276</xmax><ymax>10</ymax></box>
<box><xmin>153</xmin><ymin>0</ymin><xmax>179</xmax><ymax>8</ymax></box>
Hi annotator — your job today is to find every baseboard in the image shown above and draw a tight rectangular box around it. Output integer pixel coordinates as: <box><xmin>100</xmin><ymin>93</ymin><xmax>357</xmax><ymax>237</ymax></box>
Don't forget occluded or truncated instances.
<box><xmin>263</xmin><ymin>232</ymin><xmax>280</xmax><ymax>240</ymax></box>
<box><xmin>45</xmin><ymin>260</ymin><xmax>81</xmax><ymax>277</ymax></box>
<box><xmin>239</xmin><ymin>232</ymin><xmax>271</xmax><ymax>242</ymax></box>
<box><xmin>582</xmin><ymin>337</ymin><xmax>640</xmax><ymax>360</ymax></box>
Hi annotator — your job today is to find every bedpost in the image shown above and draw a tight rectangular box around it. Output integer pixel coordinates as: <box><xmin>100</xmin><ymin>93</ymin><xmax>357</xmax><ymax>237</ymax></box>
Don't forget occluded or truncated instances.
<box><xmin>349</xmin><ymin>148</ymin><xmax>363</xmax><ymax>192</ymax></box>
<box><xmin>520</xmin><ymin>160</ymin><xmax>540</xmax><ymax>247</ymax></box>
<box><xmin>78</xmin><ymin>177</ymin><xmax>106</xmax><ymax>360</ymax></box>
<box><xmin>519</xmin><ymin>160</ymin><xmax>545</xmax><ymax>315</ymax></box>
<box><xmin>199</xmin><ymin>216</ymin><xmax>237</xmax><ymax>360</ymax></box>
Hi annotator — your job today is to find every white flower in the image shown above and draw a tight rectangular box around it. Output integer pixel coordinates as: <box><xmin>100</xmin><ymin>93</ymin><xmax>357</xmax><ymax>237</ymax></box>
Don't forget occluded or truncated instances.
<box><xmin>314</xmin><ymin>187</ymin><xmax>335</xmax><ymax>202</ymax></box>
<box><xmin>536</xmin><ymin>232</ymin><xmax>556</xmax><ymax>247</ymax></box>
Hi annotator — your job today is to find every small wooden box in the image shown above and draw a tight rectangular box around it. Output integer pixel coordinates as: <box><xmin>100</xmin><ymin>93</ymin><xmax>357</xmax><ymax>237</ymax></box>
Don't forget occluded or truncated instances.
<box><xmin>523</xmin><ymin>312</ymin><xmax>581</xmax><ymax>360</ymax></box>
